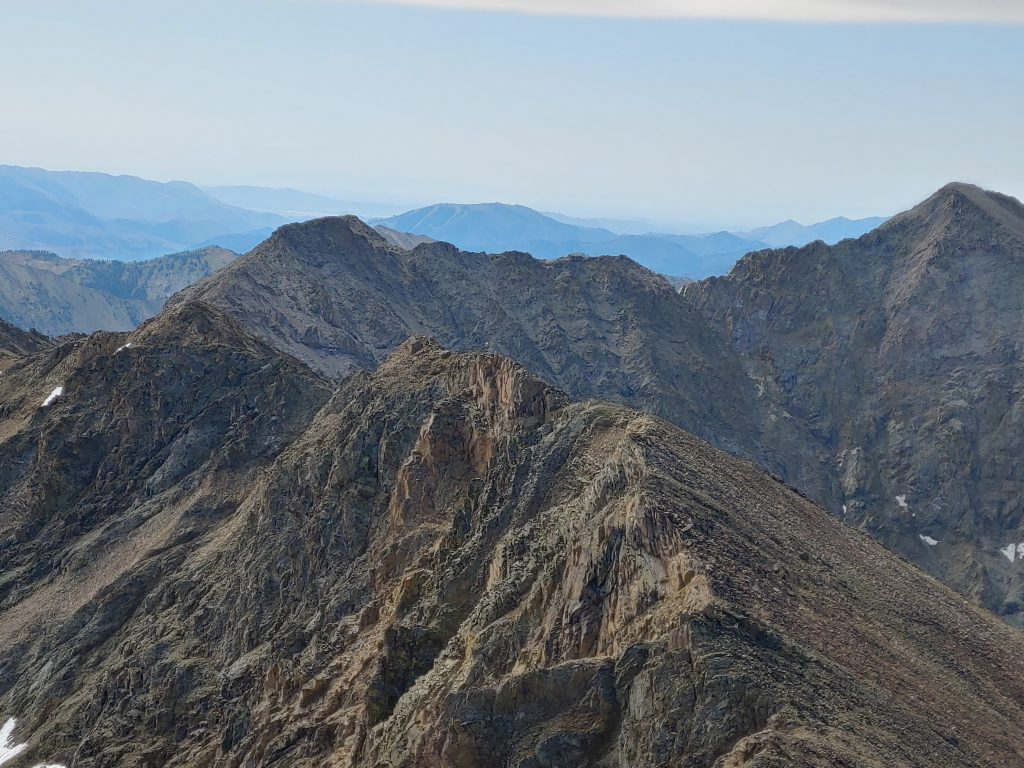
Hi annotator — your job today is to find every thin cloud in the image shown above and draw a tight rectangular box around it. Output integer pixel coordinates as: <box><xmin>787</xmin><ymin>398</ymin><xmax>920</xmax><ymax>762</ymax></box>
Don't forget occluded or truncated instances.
<box><xmin>348</xmin><ymin>0</ymin><xmax>1024</xmax><ymax>23</ymax></box>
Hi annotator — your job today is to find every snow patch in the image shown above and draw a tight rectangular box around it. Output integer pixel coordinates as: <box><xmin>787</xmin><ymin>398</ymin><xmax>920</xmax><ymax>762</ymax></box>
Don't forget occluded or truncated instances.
<box><xmin>841</xmin><ymin>504</ymin><xmax>847</xmax><ymax>516</ymax></box>
<box><xmin>999</xmin><ymin>543</ymin><xmax>1024</xmax><ymax>563</ymax></box>
<box><xmin>115</xmin><ymin>342</ymin><xmax>133</xmax><ymax>353</ymax></box>
<box><xmin>40</xmin><ymin>386</ymin><xmax>63</xmax><ymax>407</ymax></box>
<box><xmin>918</xmin><ymin>534</ymin><xmax>939</xmax><ymax>546</ymax></box>
<box><xmin>895</xmin><ymin>494</ymin><xmax>908</xmax><ymax>509</ymax></box>
<box><xmin>0</xmin><ymin>717</ymin><xmax>65</xmax><ymax>767</ymax></box>
<box><xmin>0</xmin><ymin>719</ymin><xmax>26</xmax><ymax>765</ymax></box>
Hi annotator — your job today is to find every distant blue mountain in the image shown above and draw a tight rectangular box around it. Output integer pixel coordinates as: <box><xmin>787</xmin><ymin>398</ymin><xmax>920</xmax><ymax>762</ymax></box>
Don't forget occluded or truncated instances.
<box><xmin>377</xmin><ymin>203</ymin><xmax>617</xmax><ymax>252</ymax></box>
<box><xmin>740</xmin><ymin>215</ymin><xmax>889</xmax><ymax>248</ymax></box>
<box><xmin>375</xmin><ymin>203</ymin><xmax>769</xmax><ymax>278</ymax></box>
<box><xmin>376</xmin><ymin>202</ymin><xmax>889</xmax><ymax>278</ymax></box>
<box><xmin>0</xmin><ymin>166</ymin><xmax>889</xmax><ymax>271</ymax></box>
<box><xmin>0</xmin><ymin>165</ymin><xmax>284</xmax><ymax>260</ymax></box>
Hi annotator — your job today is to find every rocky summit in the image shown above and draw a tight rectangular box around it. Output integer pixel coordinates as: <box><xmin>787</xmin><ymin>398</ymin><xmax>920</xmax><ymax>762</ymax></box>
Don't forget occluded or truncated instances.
<box><xmin>685</xmin><ymin>182</ymin><xmax>1024</xmax><ymax>625</ymax></box>
<box><xmin>1</xmin><ymin>313</ymin><xmax>1023</xmax><ymax>767</ymax></box>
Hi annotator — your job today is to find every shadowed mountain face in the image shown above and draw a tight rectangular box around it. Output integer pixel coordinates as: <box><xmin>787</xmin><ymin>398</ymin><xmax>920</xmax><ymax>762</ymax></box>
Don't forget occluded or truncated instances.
<box><xmin>2</xmin><ymin>325</ymin><xmax>1022</xmax><ymax>767</ymax></box>
<box><xmin>174</xmin><ymin>217</ymin><xmax>769</xmax><ymax>463</ymax></box>
<box><xmin>0</xmin><ymin>246</ymin><xmax>236</xmax><ymax>335</ymax></box>
<box><xmin>172</xmin><ymin>192</ymin><xmax>1024</xmax><ymax>625</ymax></box>
<box><xmin>685</xmin><ymin>183</ymin><xmax>1024</xmax><ymax>625</ymax></box>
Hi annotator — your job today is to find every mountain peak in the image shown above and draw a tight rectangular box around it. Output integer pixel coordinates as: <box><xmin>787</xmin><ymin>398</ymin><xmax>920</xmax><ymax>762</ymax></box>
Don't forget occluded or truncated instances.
<box><xmin>886</xmin><ymin>181</ymin><xmax>1024</xmax><ymax>242</ymax></box>
<box><xmin>269</xmin><ymin>214</ymin><xmax>390</xmax><ymax>250</ymax></box>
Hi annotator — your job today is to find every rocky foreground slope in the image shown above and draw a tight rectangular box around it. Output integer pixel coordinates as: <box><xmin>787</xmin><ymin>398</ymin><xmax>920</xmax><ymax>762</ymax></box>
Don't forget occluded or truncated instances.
<box><xmin>1</xmin><ymin>313</ymin><xmax>1023</xmax><ymax>767</ymax></box>
<box><xmin>685</xmin><ymin>183</ymin><xmax>1024</xmax><ymax>625</ymax></box>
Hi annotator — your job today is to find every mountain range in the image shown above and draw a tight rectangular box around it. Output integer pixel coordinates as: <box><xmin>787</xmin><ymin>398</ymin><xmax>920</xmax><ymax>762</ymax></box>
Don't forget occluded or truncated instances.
<box><xmin>172</xmin><ymin>184</ymin><xmax>1024</xmax><ymax>628</ymax></box>
<box><xmin>172</xmin><ymin>216</ymin><xmax>764</xmax><ymax>455</ymax></box>
<box><xmin>1</xmin><ymin>181</ymin><xmax>1023</xmax><ymax>767</ymax></box>
<box><xmin>0</xmin><ymin>165</ymin><xmax>281</xmax><ymax>260</ymax></box>
<box><xmin>739</xmin><ymin>215</ymin><xmax>890</xmax><ymax>248</ymax></box>
<box><xmin>374</xmin><ymin>202</ymin><xmax>887</xmax><ymax>278</ymax></box>
<box><xmin>0</xmin><ymin>246</ymin><xmax>236</xmax><ymax>335</ymax></box>
<box><xmin>0</xmin><ymin>165</ymin><xmax>887</xmax><ymax>282</ymax></box>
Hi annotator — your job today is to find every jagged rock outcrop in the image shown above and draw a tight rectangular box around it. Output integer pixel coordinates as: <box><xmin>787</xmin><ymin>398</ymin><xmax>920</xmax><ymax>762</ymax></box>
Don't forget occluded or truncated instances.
<box><xmin>1</xmin><ymin>331</ymin><xmax>1023</xmax><ymax>767</ymax></box>
<box><xmin>685</xmin><ymin>182</ymin><xmax>1024</xmax><ymax>625</ymax></box>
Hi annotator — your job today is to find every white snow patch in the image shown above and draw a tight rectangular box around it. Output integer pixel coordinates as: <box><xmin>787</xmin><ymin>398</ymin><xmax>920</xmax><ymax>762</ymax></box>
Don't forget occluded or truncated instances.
<box><xmin>40</xmin><ymin>386</ymin><xmax>63</xmax><ymax>407</ymax></box>
<box><xmin>115</xmin><ymin>342</ymin><xmax>133</xmax><ymax>353</ymax></box>
<box><xmin>0</xmin><ymin>717</ymin><xmax>65</xmax><ymax>767</ymax></box>
<box><xmin>1018</xmin><ymin>543</ymin><xmax>1024</xmax><ymax>560</ymax></box>
<box><xmin>1000</xmin><ymin>544</ymin><xmax>1017</xmax><ymax>563</ymax></box>
<box><xmin>841</xmin><ymin>504</ymin><xmax>848</xmax><ymax>516</ymax></box>
<box><xmin>895</xmin><ymin>494</ymin><xmax>908</xmax><ymax>509</ymax></box>
<box><xmin>919</xmin><ymin>534</ymin><xmax>940</xmax><ymax>546</ymax></box>
<box><xmin>0</xmin><ymin>719</ymin><xmax>26</xmax><ymax>765</ymax></box>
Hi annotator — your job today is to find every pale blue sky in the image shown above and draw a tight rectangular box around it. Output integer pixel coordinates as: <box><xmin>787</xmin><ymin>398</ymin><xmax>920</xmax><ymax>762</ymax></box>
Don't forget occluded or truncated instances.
<box><xmin>2</xmin><ymin>0</ymin><xmax>1022</xmax><ymax>228</ymax></box>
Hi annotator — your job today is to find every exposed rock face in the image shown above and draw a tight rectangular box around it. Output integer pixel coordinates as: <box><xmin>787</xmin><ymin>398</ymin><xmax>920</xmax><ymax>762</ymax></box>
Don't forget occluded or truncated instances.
<box><xmin>0</xmin><ymin>319</ymin><xmax>49</xmax><ymax>372</ymax></box>
<box><xmin>685</xmin><ymin>183</ymin><xmax>1024</xmax><ymax>625</ymax></box>
<box><xmin>1</xmin><ymin>331</ymin><xmax>1023</xmax><ymax>767</ymax></box>
<box><xmin>174</xmin><ymin>216</ymin><xmax>767</xmax><ymax>463</ymax></box>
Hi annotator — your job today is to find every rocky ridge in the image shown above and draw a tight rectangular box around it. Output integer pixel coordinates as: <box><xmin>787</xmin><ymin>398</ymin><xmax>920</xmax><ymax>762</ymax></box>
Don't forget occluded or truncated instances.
<box><xmin>0</xmin><ymin>326</ymin><xmax>1023</xmax><ymax>766</ymax></box>
<box><xmin>174</xmin><ymin>216</ymin><xmax>768</xmax><ymax>464</ymax></box>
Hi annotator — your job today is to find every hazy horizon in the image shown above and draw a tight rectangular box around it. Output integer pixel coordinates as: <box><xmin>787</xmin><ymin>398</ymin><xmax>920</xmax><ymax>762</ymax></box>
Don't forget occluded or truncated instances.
<box><xmin>4</xmin><ymin>1</ymin><xmax>1022</xmax><ymax>229</ymax></box>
